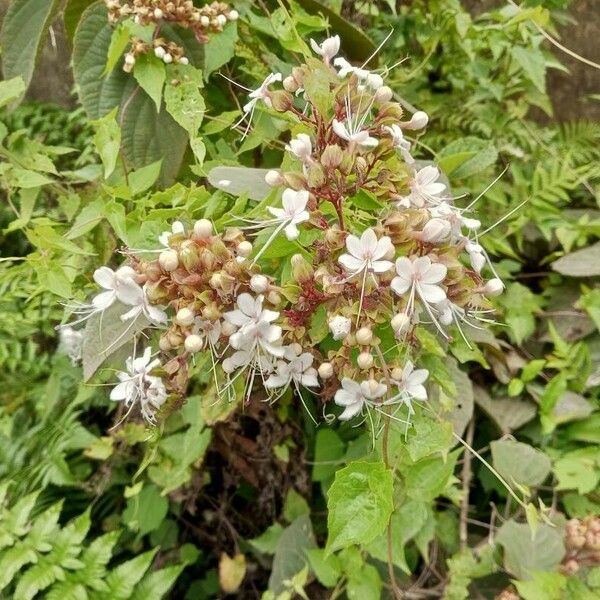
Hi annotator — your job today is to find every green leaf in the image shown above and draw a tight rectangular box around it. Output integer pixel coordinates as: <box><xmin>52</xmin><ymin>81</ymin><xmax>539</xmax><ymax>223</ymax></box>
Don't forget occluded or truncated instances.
<box><xmin>268</xmin><ymin>515</ymin><xmax>315</xmax><ymax>595</ymax></box>
<box><xmin>203</xmin><ymin>22</ymin><xmax>238</xmax><ymax>79</ymax></box>
<box><xmin>0</xmin><ymin>0</ymin><xmax>62</xmax><ymax>98</ymax></box>
<box><xmin>552</xmin><ymin>242</ymin><xmax>600</xmax><ymax>277</ymax></box>
<box><xmin>122</xmin><ymin>485</ymin><xmax>168</xmax><ymax>536</ymax></box>
<box><xmin>105</xmin><ymin>22</ymin><xmax>133</xmax><ymax>75</ymax></box>
<box><xmin>511</xmin><ymin>46</ymin><xmax>547</xmax><ymax>93</ymax></box>
<box><xmin>514</xmin><ymin>571</ymin><xmax>567</xmax><ymax>600</ymax></box>
<box><xmin>105</xmin><ymin>549</ymin><xmax>158</xmax><ymax>599</ymax></box>
<box><xmin>131</xmin><ymin>565</ymin><xmax>184</xmax><ymax>600</ymax></box>
<box><xmin>283</xmin><ymin>489</ymin><xmax>310</xmax><ymax>522</ymax></box>
<box><xmin>491</xmin><ymin>440</ymin><xmax>551</xmax><ymax>487</ymax></box>
<box><xmin>248</xmin><ymin>524</ymin><xmax>284</xmax><ymax>555</ymax></box>
<box><xmin>92</xmin><ymin>107</ymin><xmax>121</xmax><ymax>179</ymax></box>
<box><xmin>437</xmin><ymin>137</ymin><xmax>498</xmax><ymax>179</ymax></box>
<box><xmin>312</xmin><ymin>429</ymin><xmax>345</xmax><ymax>482</ymax></box>
<box><xmin>406</xmin><ymin>415</ymin><xmax>453</xmax><ymax>462</ymax></box>
<box><xmin>0</xmin><ymin>77</ymin><xmax>26</xmax><ymax>108</ymax></box>
<box><xmin>326</xmin><ymin>460</ymin><xmax>393</xmax><ymax>554</ymax></box>
<box><xmin>496</xmin><ymin>520</ymin><xmax>565</xmax><ymax>580</ymax></box>
<box><xmin>164</xmin><ymin>76</ymin><xmax>205</xmax><ymax>134</ymax></box>
<box><xmin>129</xmin><ymin>160</ymin><xmax>163</xmax><ymax>196</ymax></box>
<box><xmin>133</xmin><ymin>54</ymin><xmax>166</xmax><ymax>112</ymax></box>
<box><xmin>72</xmin><ymin>2</ymin><xmax>192</xmax><ymax>187</ymax></box>
<box><xmin>305</xmin><ymin>548</ymin><xmax>341</xmax><ymax>587</ymax></box>
<box><xmin>474</xmin><ymin>385</ymin><xmax>537</xmax><ymax>434</ymax></box>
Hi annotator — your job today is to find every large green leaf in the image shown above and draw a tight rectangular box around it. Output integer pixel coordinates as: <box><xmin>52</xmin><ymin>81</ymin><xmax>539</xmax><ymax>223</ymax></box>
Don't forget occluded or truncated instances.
<box><xmin>0</xmin><ymin>0</ymin><xmax>62</xmax><ymax>98</ymax></box>
<box><xmin>490</xmin><ymin>440</ymin><xmax>551</xmax><ymax>488</ymax></box>
<box><xmin>71</xmin><ymin>2</ymin><xmax>197</xmax><ymax>186</ymax></box>
<box><xmin>326</xmin><ymin>461</ymin><xmax>393</xmax><ymax>554</ymax></box>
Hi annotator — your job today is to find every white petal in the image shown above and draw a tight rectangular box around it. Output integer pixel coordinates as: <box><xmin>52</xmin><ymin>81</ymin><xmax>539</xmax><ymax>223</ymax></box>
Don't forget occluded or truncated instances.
<box><xmin>390</xmin><ymin>276</ymin><xmax>411</xmax><ymax>296</ymax></box>
<box><xmin>418</xmin><ymin>283</ymin><xmax>446</xmax><ymax>304</ymax></box>
<box><xmin>371</xmin><ymin>259</ymin><xmax>393</xmax><ymax>273</ymax></box>
<box><xmin>339</xmin><ymin>254</ymin><xmax>365</xmax><ymax>273</ymax></box>
<box><xmin>93</xmin><ymin>266</ymin><xmax>116</xmax><ymax>290</ymax></box>
<box><xmin>422</xmin><ymin>262</ymin><xmax>447</xmax><ymax>284</ymax></box>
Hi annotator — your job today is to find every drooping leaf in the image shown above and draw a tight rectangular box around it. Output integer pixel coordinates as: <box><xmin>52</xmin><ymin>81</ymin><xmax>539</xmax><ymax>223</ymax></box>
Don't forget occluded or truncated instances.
<box><xmin>490</xmin><ymin>440</ymin><xmax>551</xmax><ymax>487</ymax></box>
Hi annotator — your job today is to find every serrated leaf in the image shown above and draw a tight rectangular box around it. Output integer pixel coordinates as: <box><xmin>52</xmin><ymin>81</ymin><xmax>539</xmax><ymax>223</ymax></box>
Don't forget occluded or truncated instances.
<box><xmin>0</xmin><ymin>0</ymin><xmax>62</xmax><ymax>98</ymax></box>
<box><xmin>326</xmin><ymin>461</ymin><xmax>393</xmax><ymax>554</ymax></box>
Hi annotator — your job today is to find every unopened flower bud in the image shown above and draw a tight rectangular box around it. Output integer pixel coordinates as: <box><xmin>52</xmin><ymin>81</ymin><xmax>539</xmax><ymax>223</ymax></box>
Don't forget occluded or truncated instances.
<box><xmin>391</xmin><ymin>367</ymin><xmax>403</xmax><ymax>381</ymax></box>
<box><xmin>267</xmin><ymin>290</ymin><xmax>281</xmax><ymax>305</ymax></box>
<box><xmin>163</xmin><ymin>53</ymin><xmax>173</xmax><ymax>64</ymax></box>
<box><xmin>180</xmin><ymin>241</ymin><xmax>200</xmax><ymax>270</ymax></box>
<box><xmin>406</xmin><ymin>110</ymin><xmax>429</xmax><ymax>130</ymax></box>
<box><xmin>154</xmin><ymin>46</ymin><xmax>166</xmax><ymax>59</ymax></box>
<box><xmin>200</xmin><ymin>15</ymin><xmax>210</xmax><ymax>26</ymax></box>
<box><xmin>270</xmin><ymin>90</ymin><xmax>293</xmax><ymax>112</ymax></box>
<box><xmin>184</xmin><ymin>334</ymin><xmax>204</xmax><ymax>353</ymax></box>
<box><xmin>483</xmin><ymin>278</ymin><xmax>504</xmax><ymax>297</ymax></box>
<box><xmin>237</xmin><ymin>241</ymin><xmax>253</xmax><ymax>257</ymax></box>
<box><xmin>175</xmin><ymin>307</ymin><xmax>195</xmax><ymax>327</ymax></box>
<box><xmin>209</xmin><ymin>273</ymin><xmax>225</xmax><ymax>290</ymax></box>
<box><xmin>193</xmin><ymin>218</ymin><xmax>213</xmax><ymax>239</ymax></box>
<box><xmin>421</xmin><ymin>218</ymin><xmax>451</xmax><ymax>243</ymax></box>
<box><xmin>291</xmin><ymin>254</ymin><xmax>313</xmax><ymax>283</ymax></box>
<box><xmin>167</xmin><ymin>331</ymin><xmax>184</xmax><ymax>347</ymax></box>
<box><xmin>283</xmin><ymin>171</ymin><xmax>307</xmax><ymax>190</ymax></box>
<box><xmin>216</xmin><ymin>14</ymin><xmax>227</xmax><ymax>27</ymax></box>
<box><xmin>357</xmin><ymin>352</ymin><xmax>374</xmax><ymax>370</ymax></box>
<box><xmin>265</xmin><ymin>170</ymin><xmax>283</xmax><ymax>186</ymax></box>
<box><xmin>159</xmin><ymin>249</ymin><xmax>179</xmax><ymax>271</ymax></box>
<box><xmin>154</xmin><ymin>7</ymin><xmax>164</xmax><ymax>18</ymax></box>
<box><xmin>374</xmin><ymin>85</ymin><xmax>393</xmax><ymax>103</ymax></box>
<box><xmin>318</xmin><ymin>362</ymin><xmax>334</xmax><ymax>379</ymax></box>
<box><xmin>228</xmin><ymin>9</ymin><xmax>239</xmax><ymax>21</ymax></box>
<box><xmin>124</xmin><ymin>53</ymin><xmax>135</xmax><ymax>66</ymax></box>
<box><xmin>325</xmin><ymin>227</ymin><xmax>345</xmax><ymax>248</ymax></box>
<box><xmin>250</xmin><ymin>274</ymin><xmax>269</xmax><ymax>293</ymax></box>
<box><xmin>321</xmin><ymin>144</ymin><xmax>343</xmax><ymax>169</ymax></box>
<box><xmin>202</xmin><ymin>303</ymin><xmax>221</xmax><ymax>321</ymax></box>
<box><xmin>159</xmin><ymin>335</ymin><xmax>172</xmax><ymax>352</ymax></box>
<box><xmin>470</xmin><ymin>251</ymin><xmax>485</xmax><ymax>273</ymax></box>
<box><xmin>179</xmin><ymin>56</ymin><xmax>189</xmax><ymax>66</ymax></box>
<box><xmin>355</xmin><ymin>327</ymin><xmax>373</xmax><ymax>346</ymax></box>
<box><xmin>329</xmin><ymin>315</ymin><xmax>351</xmax><ymax>340</ymax></box>
<box><xmin>283</xmin><ymin>75</ymin><xmax>299</xmax><ymax>92</ymax></box>
<box><xmin>391</xmin><ymin>312</ymin><xmax>410</xmax><ymax>334</ymax></box>
<box><xmin>306</xmin><ymin>163</ymin><xmax>325</xmax><ymax>187</ymax></box>
<box><xmin>222</xmin><ymin>357</ymin><xmax>235</xmax><ymax>373</ymax></box>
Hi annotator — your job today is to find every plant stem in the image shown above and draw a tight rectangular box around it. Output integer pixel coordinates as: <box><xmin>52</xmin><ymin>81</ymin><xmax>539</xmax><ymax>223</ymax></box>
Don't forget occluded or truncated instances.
<box><xmin>459</xmin><ymin>418</ymin><xmax>475</xmax><ymax>550</ymax></box>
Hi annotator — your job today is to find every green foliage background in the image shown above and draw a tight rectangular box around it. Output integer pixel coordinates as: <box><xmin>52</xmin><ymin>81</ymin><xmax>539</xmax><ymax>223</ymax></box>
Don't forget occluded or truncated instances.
<box><xmin>0</xmin><ymin>0</ymin><xmax>599</xmax><ymax>598</ymax></box>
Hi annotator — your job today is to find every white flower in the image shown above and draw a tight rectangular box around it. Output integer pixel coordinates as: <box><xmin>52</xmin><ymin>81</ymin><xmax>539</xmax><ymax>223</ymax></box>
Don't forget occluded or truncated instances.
<box><xmin>333</xmin><ymin>58</ymin><xmax>384</xmax><ymax>90</ymax></box>
<box><xmin>224</xmin><ymin>293</ymin><xmax>284</xmax><ymax>358</ymax></box>
<box><xmin>394</xmin><ymin>361</ymin><xmax>428</xmax><ymax>401</ymax></box>
<box><xmin>328</xmin><ymin>315</ymin><xmax>351</xmax><ymax>340</ymax></box>
<box><xmin>158</xmin><ymin>221</ymin><xmax>184</xmax><ymax>248</ymax></box>
<box><xmin>332</xmin><ymin>118</ymin><xmax>378</xmax><ymax>150</ymax></box>
<box><xmin>234</xmin><ymin>72</ymin><xmax>282</xmax><ymax>138</ymax></box>
<box><xmin>334</xmin><ymin>378</ymin><xmax>387</xmax><ymax>420</ymax></box>
<box><xmin>110</xmin><ymin>347</ymin><xmax>167</xmax><ymax>423</ymax></box>
<box><xmin>285</xmin><ymin>133</ymin><xmax>313</xmax><ymax>162</ymax></box>
<box><xmin>398</xmin><ymin>165</ymin><xmax>447</xmax><ymax>208</ymax></box>
<box><xmin>267</xmin><ymin>188</ymin><xmax>310</xmax><ymax>240</ymax></box>
<box><xmin>391</xmin><ymin>255</ymin><xmax>447</xmax><ymax>305</ymax></box>
<box><xmin>92</xmin><ymin>265</ymin><xmax>141</xmax><ymax>310</ymax></box>
<box><xmin>310</xmin><ymin>35</ymin><xmax>340</xmax><ymax>64</ymax></box>
<box><xmin>119</xmin><ymin>284</ymin><xmax>168</xmax><ymax>325</ymax></box>
<box><xmin>58</xmin><ymin>326</ymin><xmax>83</xmax><ymax>364</ymax></box>
<box><xmin>403</xmin><ymin>111</ymin><xmax>429</xmax><ymax>130</ymax></box>
<box><xmin>265</xmin><ymin>351</ymin><xmax>319</xmax><ymax>390</ymax></box>
<box><xmin>339</xmin><ymin>228</ymin><xmax>394</xmax><ymax>277</ymax></box>
<box><xmin>383</xmin><ymin>124</ymin><xmax>413</xmax><ymax>163</ymax></box>
<box><xmin>430</xmin><ymin>202</ymin><xmax>481</xmax><ymax>239</ymax></box>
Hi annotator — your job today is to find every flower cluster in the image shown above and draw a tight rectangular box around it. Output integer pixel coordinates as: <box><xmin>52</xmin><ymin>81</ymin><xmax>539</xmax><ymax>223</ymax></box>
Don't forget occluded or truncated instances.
<box><xmin>104</xmin><ymin>0</ymin><xmax>238</xmax><ymax>71</ymax></box>
<box><xmin>63</xmin><ymin>36</ymin><xmax>505</xmax><ymax>427</ymax></box>
<box><xmin>562</xmin><ymin>517</ymin><xmax>600</xmax><ymax>575</ymax></box>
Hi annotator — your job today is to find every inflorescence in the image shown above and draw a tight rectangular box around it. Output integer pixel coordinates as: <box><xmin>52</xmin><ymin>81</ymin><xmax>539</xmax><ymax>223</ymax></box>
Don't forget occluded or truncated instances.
<box><xmin>60</xmin><ymin>35</ymin><xmax>505</xmax><ymax>426</ymax></box>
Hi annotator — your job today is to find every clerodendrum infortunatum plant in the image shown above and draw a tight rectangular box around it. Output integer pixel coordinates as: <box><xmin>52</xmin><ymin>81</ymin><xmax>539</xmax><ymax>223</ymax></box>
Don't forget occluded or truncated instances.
<box><xmin>59</xmin><ymin>34</ymin><xmax>505</xmax><ymax>430</ymax></box>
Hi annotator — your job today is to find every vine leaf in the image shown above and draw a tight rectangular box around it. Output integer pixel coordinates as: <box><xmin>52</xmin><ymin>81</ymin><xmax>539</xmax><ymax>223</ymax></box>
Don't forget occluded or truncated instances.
<box><xmin>0</xmin><ymin>0</ymin><xmax>62</xmax><ymax>101</ymax></box>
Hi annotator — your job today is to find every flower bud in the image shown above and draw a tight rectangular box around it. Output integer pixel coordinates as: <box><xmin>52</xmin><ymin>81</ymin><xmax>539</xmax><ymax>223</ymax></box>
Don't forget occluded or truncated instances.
<box><xmin>124</xmin><ymin>53</ymin><xmax>135</xmax><ymax>66</ymax></box>
<box><xmin>320</xmin><ymin>144</ymin><xmax>343</xmax><ymax>169</ymax></box>
<box><xmin>483</xmin><ymin>278</ymin><xmax>504</xmax><ymax>297</ymax></box>
<box><xmin>421</xmin><ymin>218</ymin><xmax>451</xmax><ymax>243</ymax></box>
<box><xmin>269</xmin><ymin>90</ymin><xmax>293</xmax><ymax>112</ymax></box>
<box><xmin>216</xmin><ymin>14</ymin><xmax>227</xmax><ymax>27</ymax></box>
<box><xmin>283</xmin><ymin>75</ymin><xmax>299</xmax><ymax>93</ymax></box>
<box><xmin>222</xmin><ymin>357</ymin><xmax>235</xmax><ymax>373</ymax></box>
<box><xmin>167</xmin><ymin>331</ymin><xmax>185</xmax><ymax>347</ymax></box>
<box><xmin>406</xmin><ymin>111</ymin><xmax>429</xmax><ymax>130</ymax></box>
<box><xmin>391</xmin><ymin>312</ymin><xmax>410</xmax><ymax>334</ymax></box>
<box><xmin>179</xmin><ymin>56</ymin><xmax>189</xmax><ymax>66</ymax></box>
<box><xmin>306</xmin><ymin>163</ymin><xmax>325</xmax><ymax>188</ymax></box>
<box><xmin>202</xmin><ymin>303</ymin><xmax>221</xmax><ymax>321</ymax></box>
<box><xmin>355</xmin><ymin>327</ymin><xmax>373</xmax><ymax>346</ymax></box>
<box><xmin>391</xmin><ymin>367</ymin><xmax>403</xmax><ymax>381</ymax></box>
<box><xmin>265</xmin><ymin>169</ymin><xmax>283</xmax><ymax>186</ymax></box>
<box><xmin>329</xmin><ymin>315</ymin><xmax>351</xmax><ymax>340</ymax></box>
<box><xmin>237</xmin><ymin>241</ymin><xmax>253</xmax><ymax>257</ymax></box>
<box><xmin>159</xmin><ymin>335</ymin><xmax>172</xmax><ymax>352</ymax></box>
<box><xmin>439</xmin><ymin>305</ymin><xmax>453</xmax><ymax>326</ymax></box>
<box><xmin>318</xmin><ymin>362</ymin><xmax>334</xmax><ymax>379</ymax></box>
<box><xmin>200</xmin><ymin>15</ymin><xmax>210</xmax><ymax>26</ymax></box>
<box><xmin>470</xmin><ymin>251</ymin><xmax>485</xmax><ymax>273</ymax></box>
<box><xmin>163</xmin><ymin>53</ymin><xmax>173</xmax><ymax>64</ymax></box>
<box><xmin>159</xmin><ymin>249</ymin><xmax>179</xmax><ymax>271</ymax></box>
<box><xmin>184</xmin><ymin>334</ymin><xmax>204</xmax><ymax>353</ymax></box>
<box><xmin>325</xmin><ymin>227</ymin><xmax>345</xmax><ymax>248</ymax></box>
<box><xmin>180</xmin><ymin>240</ymin><xmax>200</xmax><ymax>271</ymax></box>
<box><xmin>267</xmin><ymin>290</ymin><xmax>281</xmax><ymax>305</ymax></box>
<box><xmin>357</xmin><ymin>352</ymin><xmax>374</xmax><ymax>370</ymax></box>
<box><xmin>250</xmin><ymin>274</ymin><xmax>269</xmax><ymax>293</ymax></box>
<box><xmin>175</xmin><ymin>307</ymin><xmax>195</xmax><ymax>327</ymax></box>
<box><xmin>154</xmin><ymin>8</ymin><xmax>164</xmax><ymax>18</ymax></box>
<box><xmin>291</xmin><ymin>254</ymin><xmax>314</xmax><ymax>283</ymax></box>
<box><xmin>154</xmin><ymin>46</ymin><xmax>166</xmax><ymax>59</ymax></box>
<box><xmin>283</xmin><ymin>171</ymin><xmax>307</xmax><ymax>190</ymax></box>
<box><xmin>374</xmin><ymin>85</ymin><xmax>393</xmax><ymax>103</ymax></box>
<box><xmin>228</xmin><ymin>9</ymin><xmax>239</xmax><ymax>21</ymax></box>
<box><xmin>193</xmin><ymin>219</ymin><xmax>212</xmax><ymax>239</ymax></box>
